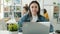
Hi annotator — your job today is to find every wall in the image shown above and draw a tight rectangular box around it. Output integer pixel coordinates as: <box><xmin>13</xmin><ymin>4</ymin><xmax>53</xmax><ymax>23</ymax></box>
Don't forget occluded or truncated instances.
<box><xmin>44</xmin><ymin>0</ymin><xmax>54</xmax><ymax>22</ymax></box>
<box><xmin>0</xmin><ymin>0</ymin><xmax>4</xmax><ymax>19</ymax></box>
<box><xmin>44</xmin><ymin>6</ymin><xmax>53</xmax><ymax>22</ymax></box>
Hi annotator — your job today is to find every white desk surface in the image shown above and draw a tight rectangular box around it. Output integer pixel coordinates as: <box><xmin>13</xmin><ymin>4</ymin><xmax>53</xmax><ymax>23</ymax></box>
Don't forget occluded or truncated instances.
<box><xmin>18</xmin><ymin>33</ymin><xmax>53</xmax><ymax>34</ymax></box>
<box><xmin>0</xmin><ymin>30</ymin><xmax>53</xmax><ymax>34</ymax></box>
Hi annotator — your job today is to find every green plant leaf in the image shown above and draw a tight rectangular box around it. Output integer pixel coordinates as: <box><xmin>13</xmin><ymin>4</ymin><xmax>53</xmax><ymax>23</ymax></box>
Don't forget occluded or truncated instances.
<box><xmin>8</xmin><ymin>23</ymin><xmax>18</xmax><ymax>31</ymax></box>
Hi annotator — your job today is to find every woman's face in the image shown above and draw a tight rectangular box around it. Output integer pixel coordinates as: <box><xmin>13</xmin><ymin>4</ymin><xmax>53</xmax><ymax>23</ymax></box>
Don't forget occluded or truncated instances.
<box><xmin>30</xmin><ymin>3</ymin><xmax>38</xmax><ymax>15</ymax></box>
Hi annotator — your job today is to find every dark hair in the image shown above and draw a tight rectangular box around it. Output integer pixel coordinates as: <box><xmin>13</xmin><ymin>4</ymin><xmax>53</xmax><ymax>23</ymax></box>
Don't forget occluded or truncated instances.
<box><xmin>29</xmin><ymin>1</ymin><xmax>40</xmax><ymax>17</ymax></box>
<box><xmin>44</xmin><ymin>9</ymin><xmax>47</xmax><ymax>14</ymax></box>
<box><xmin>23</xmin><ymin>6</ymin><xmax>28</xmax><ymax>11</ymax></box>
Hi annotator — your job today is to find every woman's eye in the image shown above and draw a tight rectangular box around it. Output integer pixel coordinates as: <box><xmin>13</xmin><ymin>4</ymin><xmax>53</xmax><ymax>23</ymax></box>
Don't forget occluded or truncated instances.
<box><xmin>31</xmin><ymin>6</ymin><xmax>33</xmax><ymax>8</ymax></box>
<box><xmin>35</xmin><ymin>6</ymin><xmax>37</xmax><ymax>8</ymax></box>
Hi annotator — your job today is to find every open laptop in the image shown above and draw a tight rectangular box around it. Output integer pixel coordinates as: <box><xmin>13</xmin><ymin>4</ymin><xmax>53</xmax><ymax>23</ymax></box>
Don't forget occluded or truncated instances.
<box><xmin>22</xmin><ymin>22</ymin><xmax>50</xmax><ymax>34</ymax></box>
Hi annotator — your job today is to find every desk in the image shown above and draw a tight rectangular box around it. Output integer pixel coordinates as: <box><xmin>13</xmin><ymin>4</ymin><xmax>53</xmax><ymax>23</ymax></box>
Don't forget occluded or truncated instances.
<box><xmin>0</xmin><ymin>31</ymin><xmax>9</xmax><ymax>34</ymax></box>
<box><xmin>18</xmin><ymin>32</ymin><xmax>53</xmax><ymax>34</ymax></box>
<box><xmin>0</xmin><ymin>30</ymin><xmax>53</xmax><ymax>34</ymax></box>
<box><xmin>49</xmin><ymin>33</ymin><xmax>53</xmax><ymax>34</ymax></box>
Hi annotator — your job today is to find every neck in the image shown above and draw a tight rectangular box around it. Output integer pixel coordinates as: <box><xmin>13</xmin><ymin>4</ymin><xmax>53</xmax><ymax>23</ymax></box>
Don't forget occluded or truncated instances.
<box><xmin>32</xmin><ymin>14</ymin><xmax>37</xmax><ymax>17</ymax></box>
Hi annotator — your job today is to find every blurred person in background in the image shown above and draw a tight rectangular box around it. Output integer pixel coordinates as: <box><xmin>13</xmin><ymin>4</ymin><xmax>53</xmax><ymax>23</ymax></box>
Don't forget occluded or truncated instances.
<box><xmin>22</xmin><ymin>4</ymin><xmax>29</xmax><ymax>16</ymax></box>
<box><xmin>43</xmin><ymin>9</ymin><xmax>49</xmax><ymax>21</ymax></box>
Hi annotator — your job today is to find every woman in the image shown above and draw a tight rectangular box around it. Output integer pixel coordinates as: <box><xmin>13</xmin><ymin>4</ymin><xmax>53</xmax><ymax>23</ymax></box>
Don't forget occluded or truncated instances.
<box><xmin>18</xmin><ymin>1</ymin><xmax>53</xmax><ymax>32</ymax></box>
<box><xmin>22</xmin><ymin>4</ymin><xmax>28</xmax><ymax>16</ymax></box>
<box><xmin>44</xmin><ymin>9</ymin><xmax>49</xmax><ymax>21</ymax></box>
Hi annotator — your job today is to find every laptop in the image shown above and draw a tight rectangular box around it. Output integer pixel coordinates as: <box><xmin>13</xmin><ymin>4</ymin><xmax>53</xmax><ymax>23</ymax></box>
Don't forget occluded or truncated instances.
<box><xmin>22</xmin><ymin>22</ymin><xmax>50</xmax><ymax>34</ymax></box>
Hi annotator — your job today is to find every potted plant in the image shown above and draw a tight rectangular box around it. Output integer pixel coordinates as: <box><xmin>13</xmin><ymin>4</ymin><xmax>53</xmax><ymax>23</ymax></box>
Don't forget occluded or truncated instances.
<box><xmin>7</xmin><ymin>23</ymin><xmax>18</xmax><ymax>34</ymax></box>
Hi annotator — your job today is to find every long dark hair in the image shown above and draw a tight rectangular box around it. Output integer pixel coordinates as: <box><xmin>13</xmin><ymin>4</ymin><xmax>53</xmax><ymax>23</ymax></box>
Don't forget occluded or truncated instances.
<box><xmin>29</xmin><ymin>1</ymin><xmax>40</xmax><ymax>17</ymax></box>
<box><xmin>23</xmin><ymin>6</ymin><xmax>28</xmax><ymax>11</ymax></box>
<box><xmin>23</xmin><ymin>4</ymin><xmax>28</xmax><ymax>11</ymax></box>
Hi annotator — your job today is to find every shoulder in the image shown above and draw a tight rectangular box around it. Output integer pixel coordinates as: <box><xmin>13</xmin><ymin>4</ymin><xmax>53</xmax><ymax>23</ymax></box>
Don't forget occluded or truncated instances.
<box><xmin>38</xmin><ymin>15</ymin><xmax>45</xmax><ymax>19</ymax></box>
<box><xmin>38</xmin><ymin>15</ymin><xmax>48</xmax><ymax>22</ymax></box>
<box><xmin>18</xmin><ymin>14</ymin><xmax>29</xmax><ymax>24</ymax></box>
<box><xmin>20</xmin><ymin>13</ymin><xmax>30</xmax><ymax>22</ymax></box>
<box><xmin>21</xmin><ymin>14</ymin><xmax>29</xmax><ymax>20</ymax></box>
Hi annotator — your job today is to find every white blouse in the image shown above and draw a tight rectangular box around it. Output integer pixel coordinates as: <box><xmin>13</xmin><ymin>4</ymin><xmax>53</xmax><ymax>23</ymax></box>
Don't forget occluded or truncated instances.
<box><xmin>31</xmin><ymin>15</ymin><xmax>38</xmax><ymax>22</ymax></box>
